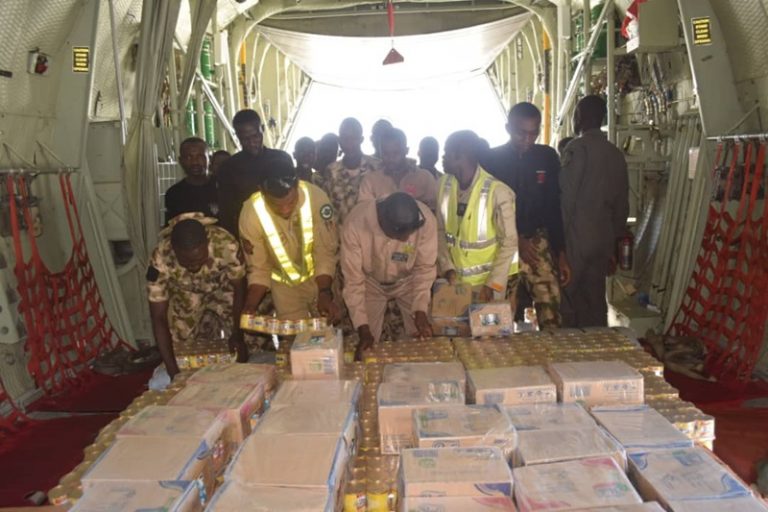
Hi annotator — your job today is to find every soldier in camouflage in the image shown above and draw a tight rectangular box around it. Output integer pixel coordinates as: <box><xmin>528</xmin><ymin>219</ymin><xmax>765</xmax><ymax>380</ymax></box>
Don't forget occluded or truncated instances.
<box><xmin>147</xmin><ymin>212</ymin><xmax>247</xmax><ymax>378</ymax></box>
<box><xmin>313</xmin><ymin>117</ymin><xmax>381</xmax><ymax>225</ymax></box>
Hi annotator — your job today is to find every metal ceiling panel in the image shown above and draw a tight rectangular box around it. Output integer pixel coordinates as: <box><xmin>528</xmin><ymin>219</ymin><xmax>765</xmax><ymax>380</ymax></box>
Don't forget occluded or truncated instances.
<box><xmin>711</xmin><ymin>0</ymin><xmax>768</xmax><ymax>82</ymax></box>
<box><xmin>0</xmin><ymin>0</ymin><xmax>80</xmax><ymax>115</ymax></box>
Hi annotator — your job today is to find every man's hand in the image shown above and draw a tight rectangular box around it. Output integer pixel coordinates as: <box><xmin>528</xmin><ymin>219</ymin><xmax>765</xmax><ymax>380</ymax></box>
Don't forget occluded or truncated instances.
<box><xmin>243</xmin><ymin>285</ymin><xmax>267</xmax><ymax>314</ymax></box>
<box><xmin>608</xmin><ymin>256</ymin><xmax>618</xmax><ymax>276</ymax></box>
<box><xmin>444</xmin><ymin>270</ymin><xmax>457</xmax><ymax>284</ymax></box>
<box><xmin>317</xmin><ymin>289</ymin><xmax>340</xmax><ymax>323</ymax></box>
<box><xmin>558</xmin><ymin>251</ymin><xmax>572</xmax><ymax>287</ymax></box>
<box><xmin>477</xmin><ymin>285</ymin><xmax>495</xmax><ymax>303</ymax></box>
<box><xmin>227</xmin><ymin>330</ymin><xmax>249</xmax><ymax>363</ymax></box>
<box><xmin>519</xmin><ymin>237</ymin><xmax>539</xmax><ymax>267</ymax></box>
<box><xmin>355</xmin><ymin>325</ymin><xmax>375</xmax><ymax>361</ymax></box>
<box><xmin>414</xmin><ymin>311</ymin><xmax>433</xmax><ymax>339</ymax></box>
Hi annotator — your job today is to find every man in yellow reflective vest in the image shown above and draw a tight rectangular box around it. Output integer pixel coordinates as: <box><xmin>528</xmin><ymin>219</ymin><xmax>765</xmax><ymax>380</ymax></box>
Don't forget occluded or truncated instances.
<box><xmin>437</xmin><ymin>130</ymin><xmax>519</xmax><ymax>302</ymax></box>
<box><xmin>239</xmin><ymin>155</ymin><xmax>340</xmax><ymax>321</ymax></box>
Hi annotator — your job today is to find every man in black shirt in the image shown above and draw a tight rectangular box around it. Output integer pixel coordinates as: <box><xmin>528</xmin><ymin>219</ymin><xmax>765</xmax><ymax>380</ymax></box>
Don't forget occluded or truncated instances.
<box><xmin>481</xmin><ymin>102</ymin><xmax>571</xmax><ymax>328</ymax></box>
<box><xmin>293</xmin><ymin>136</ymin><xmax>316</xmax><ymax>181</ymax></box>
<box><xmin>164</xmin><ymin>137</ymin><xmax>218</xmax><ymax>224</ymax></box>
<box><xmin>418</xmin><ymin>136</ymin><xmax>441</xmax><ymax>178</ymax></box>
<box><xmin>216</xmin><ymin>109</ymin><xmax>293</xmax><ymax>235</ymax></box>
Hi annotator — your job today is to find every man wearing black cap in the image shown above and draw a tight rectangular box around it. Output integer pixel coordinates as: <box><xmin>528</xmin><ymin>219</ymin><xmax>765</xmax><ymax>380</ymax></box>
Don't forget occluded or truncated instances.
<box><xmin>238</xmin><ymin>155</ymin><xmax>340</xmax><ymax>321</ymax></box>
<box><xmin>341</xmin><ymin>193</ymin><xmax>437</xmax><ymax>360</ymax></box>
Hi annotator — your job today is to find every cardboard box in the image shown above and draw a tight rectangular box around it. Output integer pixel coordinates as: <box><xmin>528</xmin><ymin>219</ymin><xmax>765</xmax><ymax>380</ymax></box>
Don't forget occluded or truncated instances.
<box><xmin>469</xmin><ymin>303</ymin><xmax>514</xmax><ymax>337</ymax></box>
<box><xmin>431</xmin><ymin>282</ymin><xmax>472</xmax><ymax>336</ymax></box>
<box><xmin>400</xmin><ymin>496</ymin><xmax>517</xmax><ymax>512</ymax></box>
<box><xmin>468</xmin><ymin>366</ymin><xmax>556</xmax><ymax>405</ymax></box>
<box><xmin>383</xmin><ymin>362</ymin><xmax>466</xmax><ymax>389</ymax></box>
<box><xmin>628</xmin><ymin>447</ymin><xmax>751</xmax><ymax>509</ymax></box>
<box><xmin>255</xmin><ymin>402</ymin><xmax>357</xmax><ymax>453</ymax></box>
<box><xmin>378</xmin><ymin>380</ymin><xmax>465</xmax><ymax>454</ymax></box>
<box><xmin>582</xmin><ymin>505</ymin><xmax>665</xmax><ymax>512</ymax></box>
<box><xmin>513</xmin><ymin>456</ymin><xmax>642</xmax><ymax>512</ymax></box>
<box><xmin>271</xmin><ymin>379</ymin><xmax>361</xmax><ymax>407</ymax></box>
<box><xmin>168</xmin><ymin>383</ymin><xmax>264</xmax><ymax>443</ymax></box>
<box><xmin>207</xmin><ymin>481</ymin><xmax>333</xmax><ymax>512</ymax></box>
<box><xmin>226</xmin><ymin>433</ymin><xmax>346</xmax><ymax>494</ymax></box>
<box><xmin>116</xmin><ymin>405</ymin><xmax>230</xmax><ymax>475</ymax></box>
<box><xmin>81</xmin><ymin>437</ymin><xmax>214</xmax><ymax>498</ymax></box>
<box><xmin>290</xmin><ymin>328</ymin><xmax>342</xmax><ymax>380</ymax></box>
<box><xmin>188</xmin><ymin>363</ymin><xmax>277</xmax><ymax>392</ymax></box>
<box><xmin>73</xmin><ymin>481</ymin><xmax>202</xmax><ymax>512</ymax></box>
<box><xmin>399</xmin><ymin>447</ymin><xmax>514</xmax><ymax>499</ymax></box>
<box><xmin>669</xmin><ymin>496</ymin><xmax>768</xmax><ymax>511</ymax></box>
<box><xmin>548</xmin><ymin>361</ymin><xmax>644</xmax><ymax>406</ymax></box>
<box><xmin>502</xmin><ymin>403</ymin><xmax>596</xmax><ymax>432</ymax></box>
<box><xmin>414</xmin><ymin>405</ymin><xmax>517</xmax><ymax>461</ymax></box>
<box><xmin>591</xmin><ymin>405</ymin><xmax>693</xmax><ymax>452</ymax></box>
<box><xmin>431</xmin><ymin>316</ymin><xmax>472</xmax><ymax>337</ymax></box>
<box><xmin>516</xmin><ymin>427</ymin><xmax>626</xmax><ymax>470</ymax></box>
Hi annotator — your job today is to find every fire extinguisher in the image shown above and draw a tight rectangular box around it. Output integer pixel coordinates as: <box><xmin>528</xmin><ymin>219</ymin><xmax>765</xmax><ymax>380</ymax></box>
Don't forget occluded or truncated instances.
<box><xmin>617</xmin><ymin>233</ymin><xmax>634</xmax><ymax>271</ymax></box>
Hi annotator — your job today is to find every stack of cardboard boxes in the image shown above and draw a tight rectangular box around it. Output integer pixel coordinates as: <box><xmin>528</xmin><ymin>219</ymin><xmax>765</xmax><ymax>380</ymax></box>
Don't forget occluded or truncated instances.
<box><xmin>72</xmin><ymin>363</ymin><xmax>276</xmax><ymax>511</ymax></box>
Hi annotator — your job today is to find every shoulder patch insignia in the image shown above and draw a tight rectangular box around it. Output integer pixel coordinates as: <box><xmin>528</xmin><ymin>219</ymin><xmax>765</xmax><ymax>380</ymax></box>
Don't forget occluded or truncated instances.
<box><xmin>146</xmin><ymin>265</ymin><xmax>160</xmax><ymax>282</ymax></box>
<box><xmin>320</xmin><ymin>203</ymin><xmax>334</xmax><ymax>220</ymax></box>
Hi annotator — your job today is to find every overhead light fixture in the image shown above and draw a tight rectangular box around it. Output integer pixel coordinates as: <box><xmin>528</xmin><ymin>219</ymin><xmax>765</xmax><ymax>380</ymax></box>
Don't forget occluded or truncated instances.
<box><xmin>382</xmin><ymin>1</ymin><xmax>404</xmax><ymax>66</ymax></box>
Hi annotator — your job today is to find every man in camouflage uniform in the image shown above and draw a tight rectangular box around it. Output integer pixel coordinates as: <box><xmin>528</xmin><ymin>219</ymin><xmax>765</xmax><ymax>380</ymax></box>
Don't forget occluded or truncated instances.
<box><xmin>313</xmin><ymin>117</ymin><xmax>381</xmax><ymax>224</ymax></box>
<box><xmin>147</xmin><ymin>212</ymin><xmax>247</xmax><ymax>378</ymax></box>
<box><xmin>312</xmin><ymin>118</ymin><xmax>409</xmax><ymax>342</ymax></box>
<box><xmin>482</xmin><ymin>103</ymin><xmax>571</xmax><ymax>329</ymax></box>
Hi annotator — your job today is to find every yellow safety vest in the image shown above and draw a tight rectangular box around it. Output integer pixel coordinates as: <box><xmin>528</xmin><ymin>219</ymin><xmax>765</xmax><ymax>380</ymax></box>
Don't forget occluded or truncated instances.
<box><xmin>438</xmin><ymin>167</ymin><xmax>517</xmax><ymax>286</ymax></box>
<box><xmin>252</xmin><ymin>181</ymin><xmax>314</xmax><ymax>285</ymax></box>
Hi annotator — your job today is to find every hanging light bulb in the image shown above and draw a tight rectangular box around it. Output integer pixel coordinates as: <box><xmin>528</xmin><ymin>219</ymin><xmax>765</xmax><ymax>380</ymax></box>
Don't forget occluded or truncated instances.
<box><xmin>382</xmin><ymin>0</ymin><xmax>404</xmax><ymax>65</ymax></box>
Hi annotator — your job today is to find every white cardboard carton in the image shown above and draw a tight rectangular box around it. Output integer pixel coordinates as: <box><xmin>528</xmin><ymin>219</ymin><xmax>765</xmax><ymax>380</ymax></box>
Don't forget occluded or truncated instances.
<box><xmin>582</xmin><ymin>504</ymin><xmax>665</xmax><ymax>511</ymax></box>
<box><xmin>468</xmin><ymin>366</ymin><xmax>557</xmax><ymax>405</ymax></box>
<box><xmin>591</xmin><ymin>405</ymin><xmax>693</xmax><ymax>452</ymax></box>
<box><xmin>400</xmin><ymin>496</ymin><xmax>517</xmax><ymax>512</ymax></box>
<box><xmin>548</xmin><ymin>361</ymin><xmax>644</xmax><ymax>406</ymax></box>
<box><xmin>378</xmin><ymin>380</ymin><xmax>465</xmax><ymax>454</ymax></box>
<box><xmin>188</xmin><ymin>363</ymin><xmax>277</xmax><ymax>392</ymax></box>
<box><xmin>116</xmin><ymin>405</ymin><xmax>229</xmax><ymax>475</ymax></box>
<box><xmin>73</xmin><ymin>481</ymin><xmax>202</xmax><ymax>512</ymax></box>
<box><xmin>516</xmin><ymin>427</ymin><xmax>626</xmax><ymax>469</ymax></box>
<box><xmin>271</xmin><ymin>379</ymin><xmax>361</xmax><ymax>407</ymax></box>
<box><xmin>167</xmin><ymin>383</ymin><xmax>264</xmax><ymax>443</ymax></box>
<box><xmin>383</xmin><ymin>362</ymin><xmax>467</xmax><ymax>390</ymax></box>
<box><xmin>669</xmin><ymin>496</ymin><xmax>768</xmax><ymax>511</ymax></box>
<box><xmin>207</xmin><ymin>481</ymin><xmax>333</xmax><ymax>512</ymax></box>
<box><xmin>81</xmin><ymin>437</ymin><xmax>214</xmax><ymax>498</ymax></box>
<box><xmin>513</xmin><ymin>456</ymin><xmax>642</xmax><ymax>512</ymax></box>
<box><xmin>290</xmin><ymin>328</ymin><xmax>343</xmax><ymax>380</ymax></box>
<box><xmin>399</xmin><ymin>446</ymin><xmax>514</xmax><ymax>499</ymax></box>
<box><xmin>414</xmin><ymin>405</ymin><xmax>517</xmax><ymax>461</ymax></box>
<box><xmin>502</xmin><ymin>403</ymin><xmax>596</xmax><ymax>432</ymax></box>
<box><xmin>255</xmin><ymin>402</ymin><xmax>357</xmax><ymax>453</ymax></box>
<box><xmin>226</xmin><ymin>433</ymin><xmax>346</xmax><ymax>493</ymax></box>
<box><xmin>628</xmin><ymin>448</ymin><xmax>751</xmax><ymax>509</ymax></box>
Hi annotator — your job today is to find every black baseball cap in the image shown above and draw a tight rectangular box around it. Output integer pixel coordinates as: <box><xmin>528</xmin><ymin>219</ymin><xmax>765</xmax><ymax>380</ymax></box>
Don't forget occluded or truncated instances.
<box><xmin>377</xmin><ymin>192</ymin><xmax>425</xmax><ymax>235</ymax></box>
<box><xmin>260</xmin><ymin>153</ymin><xmax>298</xmax><ymax>198</ymax></box>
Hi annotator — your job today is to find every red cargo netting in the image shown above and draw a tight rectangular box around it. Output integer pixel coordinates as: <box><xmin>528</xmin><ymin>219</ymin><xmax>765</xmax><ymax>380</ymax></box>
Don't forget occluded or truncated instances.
<box><xmin>669</xmin><ymin>140</ymin><xmax>768</xmax><ymax>383</ymax></box>
<box><xmin>0</xmin><ymin>381</ymin><xmax>28</xmax><ymax>437</ymax></box>
<box><xmin>5</xmin><ymin>173</ymin><xmax>128</xmax><ymax>394</ymax></box>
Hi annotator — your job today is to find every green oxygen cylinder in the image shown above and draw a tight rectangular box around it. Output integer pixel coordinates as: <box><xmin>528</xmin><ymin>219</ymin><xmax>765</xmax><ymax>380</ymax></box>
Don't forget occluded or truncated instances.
<box><xmin>200</xmin><ymin>38</ymin><xmax>215</xmax><ymax>146</ymax></box>
<box><xmin>185</xmin><ymin>99</ymin><xmax>196</xmax><ymax>136</ymax></box>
